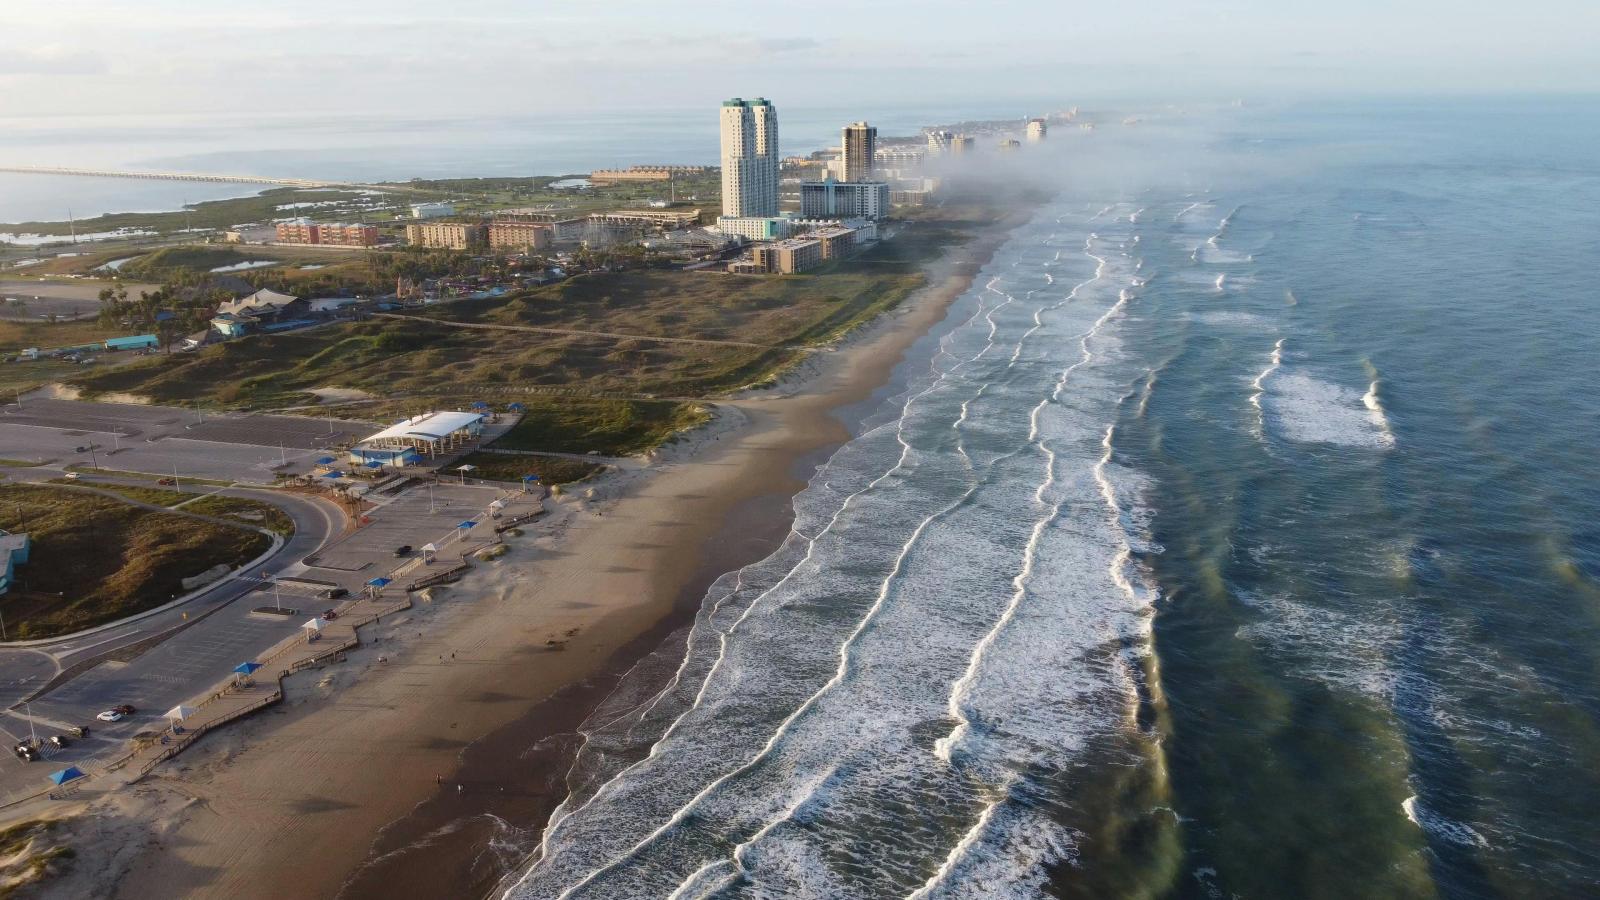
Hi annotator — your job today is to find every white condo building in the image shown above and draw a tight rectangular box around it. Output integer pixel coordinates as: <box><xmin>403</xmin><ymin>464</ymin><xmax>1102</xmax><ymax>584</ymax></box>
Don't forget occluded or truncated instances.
<box><xmin>1026</xmin><ymin>118</ymin><xmax>1048</xmax><ymax>142</ymax></box>
<box><xmin>720</xmin><ymin>98</ymin><xmax>780</xmax><ymax>218</ymax></box>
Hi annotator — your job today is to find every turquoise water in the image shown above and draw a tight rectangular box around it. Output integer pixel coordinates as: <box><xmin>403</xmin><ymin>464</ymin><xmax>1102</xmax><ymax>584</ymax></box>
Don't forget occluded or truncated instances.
<box><xmin>495</xmin><ymin>98</ymin><xmax>1600</xmax><ymax>897</ymax></box>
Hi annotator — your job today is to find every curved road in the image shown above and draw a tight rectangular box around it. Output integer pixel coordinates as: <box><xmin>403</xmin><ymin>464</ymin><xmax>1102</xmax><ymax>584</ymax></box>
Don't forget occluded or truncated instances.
<box><xmin>0</xmin><ymin>471</ymin><xmax>343</xmax><ymax>789</ymax></box>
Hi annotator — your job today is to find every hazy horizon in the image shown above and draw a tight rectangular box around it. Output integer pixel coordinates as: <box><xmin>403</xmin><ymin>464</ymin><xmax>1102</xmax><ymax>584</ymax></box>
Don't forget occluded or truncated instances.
<box><xmin>3</xmin><ymin>0</ymin><xmax>1598</xmax><ymax>119</ymax></box>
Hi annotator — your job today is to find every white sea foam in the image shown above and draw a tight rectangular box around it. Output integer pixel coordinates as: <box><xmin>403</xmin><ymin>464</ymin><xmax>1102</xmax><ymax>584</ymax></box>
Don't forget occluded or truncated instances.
<box><xmin>1403</xmin><ymin>796</ymin><xmax>1490</xmax><ymax>848</ymax></box>
<box><xmin>1188</xmin><ymin>310</ymin><xmax>1275</xmax><ymax>329</ymax></box>
<box><xmin>507</xmin><ymin>202</ymin><xmax>1157</xmax><ymax>899</ymax></box>
<box><xmin>1257</xmin><ymin>348</ymin><xmax>1396</xmax><ymax>449</ymax></box>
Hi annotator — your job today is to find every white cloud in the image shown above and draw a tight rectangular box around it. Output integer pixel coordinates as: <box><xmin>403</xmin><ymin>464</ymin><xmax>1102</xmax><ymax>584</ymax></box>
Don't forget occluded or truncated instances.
<box><xmin>0</xmin><ymin>43</ymin><xmax>107</xmax><ymax>76</ymax></box>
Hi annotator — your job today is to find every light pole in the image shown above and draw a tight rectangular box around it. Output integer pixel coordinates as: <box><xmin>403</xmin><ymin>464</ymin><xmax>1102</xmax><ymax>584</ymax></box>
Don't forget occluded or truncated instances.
<box><xmin>271</xmin><ymin>573</ymin><xmax>282</xmax><ymax>611</ymax></box>
<box><xmin>172</xmin><ymin>462</ymin><xmax>180</xmax><ymax>491</ymax></box>
<box><xmin>24</xmin><ymin>701</ymin><xmax>36</xmax><ymax>748</ymax></box>
<box><xmin>428</xmin><ymin>481</ymin><xmax>436</xmax><ymax>513</ymax></box>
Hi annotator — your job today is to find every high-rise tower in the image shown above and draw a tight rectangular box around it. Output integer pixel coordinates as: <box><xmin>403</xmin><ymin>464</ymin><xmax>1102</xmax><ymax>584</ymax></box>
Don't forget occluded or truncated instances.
<box><xmin>841</xmin><ymin>121</ymin><xmax>877</xmax><ymax>182</ymax></box>
<box><xmin>720</xmin><ymin>98</ymin><xmax>780</xmax><ymax>218</ymax></box>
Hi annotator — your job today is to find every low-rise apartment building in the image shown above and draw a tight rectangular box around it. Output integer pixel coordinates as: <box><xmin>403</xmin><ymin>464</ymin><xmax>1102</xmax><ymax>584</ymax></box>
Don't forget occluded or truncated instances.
<box><xmin>275</xmin><ymin>220</ymin><xmax>379</xmax><ymax>247</ymax></box>
<box><xmin>749</xmin><ymin>237</ymin><xmax>824</xmax><ymax>274</ymax></box>
<box><xmin>589</xmin><ymin>165</ymin><xmax>712</xmax><ymax>184</ymax></box>
<box><xmin>488</xmin><ymin>220</ymin><xmax>553</xmax><ymax>251</ymax></box>
<box><xmin>405</xmin><ymin>221</ymin><xmax>488</xmax><ymax>250</ymax></box>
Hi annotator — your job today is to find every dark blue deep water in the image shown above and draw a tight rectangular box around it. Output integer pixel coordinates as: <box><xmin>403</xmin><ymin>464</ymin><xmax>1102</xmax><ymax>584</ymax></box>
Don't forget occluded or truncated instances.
<box><xmin>504</xmin><ymin>99</ymin><xmax>1600</xmax><ymax>898</ymax></box>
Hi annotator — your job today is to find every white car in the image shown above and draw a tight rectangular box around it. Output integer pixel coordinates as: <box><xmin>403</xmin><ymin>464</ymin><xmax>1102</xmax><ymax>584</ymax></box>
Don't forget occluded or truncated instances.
<box><xmin>95</xmin><ymin>709</ymin><xmax>124</xmax><ymax>722</ymax></box>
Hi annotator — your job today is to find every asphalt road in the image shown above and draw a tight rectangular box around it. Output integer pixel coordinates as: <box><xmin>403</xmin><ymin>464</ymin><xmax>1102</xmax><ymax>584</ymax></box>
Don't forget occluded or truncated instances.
<box><xmin>0</xmin><ymin>476</ymin><xmax>343</xmax><ymax>793</ymax></box>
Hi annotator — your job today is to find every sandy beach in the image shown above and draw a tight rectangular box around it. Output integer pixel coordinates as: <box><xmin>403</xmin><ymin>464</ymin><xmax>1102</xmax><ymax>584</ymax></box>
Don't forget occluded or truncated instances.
<box><xmin>41</xmin><ymin>211</ymin><xmax>1023</xmax><ymax>900</ymax></box>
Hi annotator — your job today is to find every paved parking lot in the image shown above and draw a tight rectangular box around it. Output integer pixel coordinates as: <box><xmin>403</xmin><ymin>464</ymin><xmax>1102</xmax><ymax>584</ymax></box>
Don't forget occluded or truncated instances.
<box><xmin>0</xmin><ymin>398</ymin><xmax>376</xmax><ymax>481</ymax></box>
<box><xmin>26</xmin><ymin>609</ymin><xmax>304</xmax><ymax>737</ymax></box>
<box><xmin>307</xmin><ymin>482</ymin><xmax>537</xmax><ymax>578</ymax></box>
<box><xmin>184</xmin><ymin>414</ymin><xmax>372</xmax><ymax>450</ymax></box>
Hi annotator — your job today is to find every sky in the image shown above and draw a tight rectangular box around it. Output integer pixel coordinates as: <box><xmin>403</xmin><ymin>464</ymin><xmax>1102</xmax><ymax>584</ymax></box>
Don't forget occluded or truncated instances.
<box><xmin>1</xmin><ymin>0</ymin><xmax>1597</xmax><ymax>118</ymax></box>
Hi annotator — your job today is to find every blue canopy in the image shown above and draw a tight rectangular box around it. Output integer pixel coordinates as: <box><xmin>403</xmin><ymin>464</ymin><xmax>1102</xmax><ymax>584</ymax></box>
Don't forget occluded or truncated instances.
<box><xmin>233</xmin><ymin>661</ymin><xmax>262</xmax><ymax>675</ymax></box>
<box><xmin>521</xmin><ymin>474</ymin><xmax>540</xmax><ymax>482</ymax></box>
<box><xmin>316</xmin><ymin>456</ymin><xmax>336</xmax><ymax>465</ymax></box>
<box><xmin>472</xmin><ymin>401</ymin><xmax>491</xmax><ymax>409</ymax></box>
<box><xmin>49</xmin><ymin>767</ymin><xmax>85</xmax><ymax>785</ymax></box>
<box><xmin>366</xmin><ymin>577</ymin><xmax>392</xmax><ymax>588</ymax></box>
<box><xmin>364</xmin><ymin>461</ymin><xmax>383</xmax><ymax>469</ymax></box>
<box><xmin>457</xmin><ymin>520</ymin><xmax>477</xmax><ymax>529</ymax></box>
<box><xmin>508</xmin><ymin>402</ymin><xmax>525</xmax><ymax>411</ymax></box>
<box><xmin>321</xmin><ymin>471</ymin><xmax>343</xmax><ymax>479</ymax></box>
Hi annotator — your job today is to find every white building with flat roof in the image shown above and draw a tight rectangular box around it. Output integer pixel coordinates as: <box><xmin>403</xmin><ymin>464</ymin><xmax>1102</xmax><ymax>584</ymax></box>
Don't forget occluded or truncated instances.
<box><xmin>720</xmin><ymin>98</ymin><xmax>780</xmax><ymax>218</ymax></box>
<box><xmin>411</xmin><ymin>202</ymin><xmax>456</xmax><ymax>219</ymax></box>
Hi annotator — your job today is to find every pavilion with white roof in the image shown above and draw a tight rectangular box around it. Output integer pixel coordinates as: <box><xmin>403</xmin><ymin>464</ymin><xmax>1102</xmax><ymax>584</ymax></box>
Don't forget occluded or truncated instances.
<box><xmin>348</xmin><ymin>410</ymin><xmax>486</xmax><ymax>467</ymax></box>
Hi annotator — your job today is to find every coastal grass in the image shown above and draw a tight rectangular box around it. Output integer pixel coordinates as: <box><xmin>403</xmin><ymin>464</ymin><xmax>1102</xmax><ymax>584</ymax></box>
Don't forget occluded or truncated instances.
<box><xmin>120</xmin><ymin>245</ymin><xmax>248</xmax><ymax>278</ymax></box>
<box><xmin>47</xmin><ymin>479</ymin><xmax>189</xmax><ymax>507</ymax></box>
<box><xmin>492</xmin><ymin>398</ymin><xmax>709</xmax><ymax>457</ymax></box>
<box><xmin>0</xmin><ymin>483</ymin><xmax>271</xmax><ymax>640</ymax></box>
<box><xmin>0</xmin><ymin>820</ymin><xmax>74</xmax><ymax>897</ymax></box>
<box><xmin>56</xmin><ymin>198</ymin><xmax>1004</xmax><ymax>457</ymax></box>
<box><xmin>0</xmin><ymin>319</ymin><xmax>121</xmax><ymax>353</ymax></box>
<box><xmin>448</xmin><ymin>451</ymin><xmax>603</xmax><ymax>486</ymax></box>
<box><xmin>181</xmin><ymin>494</ymin><xmax>296</xmax><ymax>536</ymax></box>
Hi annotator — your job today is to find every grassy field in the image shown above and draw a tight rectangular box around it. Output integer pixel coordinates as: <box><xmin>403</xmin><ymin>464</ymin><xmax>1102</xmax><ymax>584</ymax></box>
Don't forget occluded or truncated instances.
<box><xmin>0</xmin><ymin>483</ymin><xmax>272</xmax><ymax>639</ymax></box>
<box><xmin>182</xmin><ymin>494</ymin><xmax>295</xmax><ymax>536</ymax></box>
<box><xmin>48</xmin><ymin>480</ymin><xmax>189</xmax><ymax>507</ymax></box>
<box><xmin>0</xmin><ymin>320</ymin><xmax>121</xmax><ymax>353</ymax></box>
<box><xmin>448</xmin><ymin>451</ymin><xmax>603</xmax><ymax>486</ymax></box>
<box><xmin>492</xmin><ymin>398</ymin><xmax>709</xmax><ymax>456</ymax></box>
<box><xmin>57</xmin><ymin>197</ymin><xmax>1010</xmax><ymax>453</ymax></box>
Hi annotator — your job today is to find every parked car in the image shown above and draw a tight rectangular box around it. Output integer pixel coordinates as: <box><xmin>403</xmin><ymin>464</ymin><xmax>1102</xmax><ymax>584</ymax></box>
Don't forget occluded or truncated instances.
<box><xmin>321</xmin><ymin>609</ymin><xmax>339</xmax><ymax>621</ymax></box>
<box><xmin>74</xmin><ymin>445</ymin><xmax>90</xmax><ymax>453</ymax></box>
<box><xmin>115</xmin><ymin>704</ymin><xmax>136</xmax><ymax>715</ymax></box>
<box><xmin>62</xmin><ymin>472</ymin><xmax>79</xmax><ymax>480</ymax></box>
<box><xmin>48</xmin><ymin>735</ymin><xmax>68</xmax><ymax>749</ymax></box>
<box><xmin>319</xmin><ymin>587</ymin><xmax>348</xmax><ymax>600</ymax></box>
<box><xmin>393</xmin><ymin>545</ymin><xmax>413</xmax><ymax>557</ymax></box>
<box><xmin>157</xmin><ymin>477</ymin><xmax>176</xmax><ymax>486</ymax></box>
<box><xmin>13</xmin><ymin>744</ymin><xmax>37</xmax><ymax>761</ymax></box>
<box><xmin>96</xmin><ymin>709</ymin><xmax>124</xmax><ymax>722</ymax></box>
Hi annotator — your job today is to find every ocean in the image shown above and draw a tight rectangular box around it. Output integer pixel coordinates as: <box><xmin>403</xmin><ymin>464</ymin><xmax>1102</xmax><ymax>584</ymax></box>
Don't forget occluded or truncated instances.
<box><xmin>498</xmin><ymin>97</ymin><xmax>1600</xmax><ymax>898</ymax></box>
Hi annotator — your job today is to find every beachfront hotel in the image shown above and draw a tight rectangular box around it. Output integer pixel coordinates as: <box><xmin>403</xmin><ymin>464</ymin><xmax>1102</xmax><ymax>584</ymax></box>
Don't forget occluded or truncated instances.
<box><xmin>719</xmin><ymin>98</ymin><xmax>780</xmax><ymax>218</ymax></box>
<box><xmin>842</xmin><ymin>121</ymin><xmax>877</xmax><ymax>182</ymax></box>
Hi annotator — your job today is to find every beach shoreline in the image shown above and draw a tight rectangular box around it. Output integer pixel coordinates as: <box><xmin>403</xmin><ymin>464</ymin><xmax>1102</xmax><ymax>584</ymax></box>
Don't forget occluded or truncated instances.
<box><xmin>43</xmin><ymin>205</ymin><xmax>1026</xmax><ymax>900</ymax></box>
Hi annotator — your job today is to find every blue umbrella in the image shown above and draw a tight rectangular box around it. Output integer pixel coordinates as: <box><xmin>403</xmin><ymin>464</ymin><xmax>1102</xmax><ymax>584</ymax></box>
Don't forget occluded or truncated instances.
<box><xmin>457</xmin><ymin>520</ymin><xmax>477</xmax><ymax>529</ymax></box>
<box><xmin>316</xmin><ymin>456</ymin><xmax>336</xmax><ymax>465</ymax></box>
<box><xmin>233</xmin><ymin>661</ymin><xmax>262</xmax><ymax>675</ymax></box>
<box><xmin>521</xmin><ymin>474</ymin><xmax>540</xmax><ymax>482</ymax></box>
<box><xmin>366</xmin><ymin>577</ymin><xmax>392</xmax><ymax>588</ymax></box>
<box><xmin>472</xmin><ymin>401</ymin><xmax>491</xmax><ymax>409</ymax></box>
<box><xmin>508</xmin><ymin>402</ymin><xmax>525</xmax><ymax>411</ymax></box>
<box><xmin>49</xmin><ymin>767</ymin><xmax>86</xmax><ymax>785</ymax></box>
<box><xmin>364</xmin><ymin>461</ymin><xmax>383</xmax><ymax>469</ymax></box>
<box><xmin>321</xmin><ymin>471</ymin><xmax>343</xmax><ymax>479</ymax></box>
